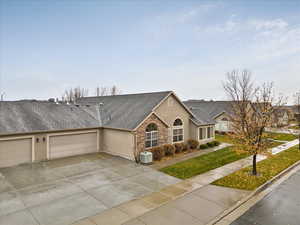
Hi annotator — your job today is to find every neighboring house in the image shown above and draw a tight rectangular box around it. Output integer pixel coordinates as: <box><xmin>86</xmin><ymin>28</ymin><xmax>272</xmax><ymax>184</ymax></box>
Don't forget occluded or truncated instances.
<box><xmin>184</xmin><ymin>100</ymin><xmax>233</xmax><ymax>133</ymax></box>
<box><xmin>0</xmin><ymin>91</ymin><xmax>215</xmax><ymax>168</ymax></box>
<box><xmin>272</xmin><ymin>107</ymin><xmax>290</xmax><ymax>127</ymax></box>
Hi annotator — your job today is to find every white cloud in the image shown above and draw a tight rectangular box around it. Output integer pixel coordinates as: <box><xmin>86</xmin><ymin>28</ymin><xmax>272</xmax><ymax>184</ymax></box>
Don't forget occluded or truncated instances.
<box><xmin>248</xmin><ymin>19</ymin><xmax>288</xmax><ymax>30</ymax></box>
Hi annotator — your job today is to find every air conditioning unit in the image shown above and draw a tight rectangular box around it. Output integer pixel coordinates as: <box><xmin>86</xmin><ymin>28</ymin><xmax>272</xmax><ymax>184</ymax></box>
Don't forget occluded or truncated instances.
<box><xmin>140</xmin><ymin>151</ymin><xmax>153</xmax><ymax>164</ymax></box>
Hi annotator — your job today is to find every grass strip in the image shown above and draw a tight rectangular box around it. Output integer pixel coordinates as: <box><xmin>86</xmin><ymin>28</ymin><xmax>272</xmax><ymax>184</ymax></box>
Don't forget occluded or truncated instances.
<box><xmin>160</xmin><ymin>147</ymin><xmax>249</xmax><ymax>179</ymax></box>
<box><xmin>265</xmin><ymin>132</ymin><xmax>297</xmax><ymax>141</ymax></box>
<box><xmin>212</xmin><ymin>146</ymin><xmax>300</xmax><ymax>190</ymax></box>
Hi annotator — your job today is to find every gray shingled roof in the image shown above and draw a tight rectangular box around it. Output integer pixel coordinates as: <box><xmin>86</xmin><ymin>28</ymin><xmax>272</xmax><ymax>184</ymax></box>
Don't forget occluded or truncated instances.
<box><xmin>183</xmin><ymin>100</ymin><xmax>233</xmax><ymax>119</ymax></box>
<box><xmin>0</xmin><ymin>101</ymin><xmax>100</xmax><ymax>135</ymax></box>
<box><xmin>77</xmin><ymin>91</ymin><xmax>172</xmax><ymax>130</ymax></box>
<box><xmin>188</xmin><ymin>108</ymin><xmax>215</xmax><ymax>125</ymax></box>
<box><xmin>0</xmin><ymin>91</ymin><xmax>217</xmax><ymax>135</ymax></box>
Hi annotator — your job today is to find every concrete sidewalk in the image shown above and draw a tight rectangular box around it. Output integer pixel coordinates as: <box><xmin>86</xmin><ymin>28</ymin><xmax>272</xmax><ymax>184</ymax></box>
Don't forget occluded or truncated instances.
<box><xmin>73</xmin><ymin>139</ymin><xmax>299</xmax><ymax>225</ymax></box>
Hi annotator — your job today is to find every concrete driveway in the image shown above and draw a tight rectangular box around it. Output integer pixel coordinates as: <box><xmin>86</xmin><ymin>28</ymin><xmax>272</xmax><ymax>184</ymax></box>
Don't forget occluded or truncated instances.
<box><xmin>0</xmin><ymin>153</ymin><xmax>180</xmax><ymax>225</ymax></box>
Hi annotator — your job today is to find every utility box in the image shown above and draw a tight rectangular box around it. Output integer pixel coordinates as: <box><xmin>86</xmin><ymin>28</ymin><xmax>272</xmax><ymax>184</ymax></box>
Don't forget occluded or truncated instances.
<box><xmin>140</xmin><ymin>151</ymin><xmax>153</xmax><ymax>164</ymax></box>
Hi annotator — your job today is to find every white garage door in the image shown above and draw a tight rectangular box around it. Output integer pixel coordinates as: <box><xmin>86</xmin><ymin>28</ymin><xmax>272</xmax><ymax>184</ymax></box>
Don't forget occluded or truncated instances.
<box><xmin>0</xmin><ymin>138</ymin><xmax>32</xmax><ymax>168</ymax></box>
<box><xmin>49</xmin><ymin>132</ymin><xmax>98</xmax><ymax>159</ymax></box>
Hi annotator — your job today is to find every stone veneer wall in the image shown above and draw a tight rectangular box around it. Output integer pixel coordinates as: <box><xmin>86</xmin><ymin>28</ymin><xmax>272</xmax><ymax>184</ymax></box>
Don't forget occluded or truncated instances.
<box><xmin>135</xmin><ymin>114</ymin><xmax>169</xmax><ymax>154</ymax></box>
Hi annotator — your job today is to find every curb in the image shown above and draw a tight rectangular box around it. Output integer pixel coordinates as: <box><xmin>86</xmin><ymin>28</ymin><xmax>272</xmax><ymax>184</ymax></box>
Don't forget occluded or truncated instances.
<box><xmin>207</xmin><ymin>159</ymin><xmax>300</xmax><ymax>225</ymax></box>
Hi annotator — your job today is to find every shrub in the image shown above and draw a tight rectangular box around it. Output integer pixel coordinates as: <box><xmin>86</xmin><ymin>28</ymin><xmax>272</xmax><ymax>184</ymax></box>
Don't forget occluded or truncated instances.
<box><xmin>163</xmin><ymin>144</ymin><xmax>176</xmax><ymax>156</ymax></box>
<box><xmin>174</xmin><ymin>143</ymin><xmax>184</xmax><ymax>153</ymax></box>
<box><xmin>199</xmin><ymin>144</ymin><xmax>209</xmax><ymax>149</ymax></box>
<box><xmin>207</xmin><ymin>142</ymin><xmax>215</xmax><ymax>147</ymax></box>
<box><xmin>182</xmin><ymin>143</ymin><xmax>188</xmax><ymax>151</ymax></box>
<box><xmin>187</xmin><ymin>139</ymin><xmax>199</xmax><ymax>149</ymax></box>
<box><xmin>150</xmin><ymin>146</ymin><xmax>164</xmax><ymax>161</ymax></box>
<box><xmin>212</xmin><ymin>141</ymin><xmax>220</xmax><ymax>146</ymax></box>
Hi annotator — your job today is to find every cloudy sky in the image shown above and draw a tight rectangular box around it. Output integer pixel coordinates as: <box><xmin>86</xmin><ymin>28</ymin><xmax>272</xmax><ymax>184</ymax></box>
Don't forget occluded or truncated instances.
<box><xmin>1</xmin><ymin>0</ymin><xmax>299</xmax><ymax>103</ymax></box>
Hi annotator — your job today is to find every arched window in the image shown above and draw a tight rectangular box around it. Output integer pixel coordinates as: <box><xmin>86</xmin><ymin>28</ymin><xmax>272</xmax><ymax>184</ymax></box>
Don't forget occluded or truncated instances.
<box><xmin>173</xmin><ymin>118</ymin><xmax>184</xmax><ymax>143</ymax></box>
<box><xmin>145</xmin><ymin>123</ymin><xmax>158</xmax><ymax>148</ymax></box>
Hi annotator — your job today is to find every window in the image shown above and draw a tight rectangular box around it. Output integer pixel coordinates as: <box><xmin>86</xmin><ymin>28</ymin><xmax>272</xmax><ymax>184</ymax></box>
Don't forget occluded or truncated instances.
<box><xmin>199</xmin><ymin>127</ymin><xmax>206</xmax><ymax>140</ymax></box>
<box><xmin>173</xmin><ymin>119</ymin><xmax>184</xmax><ymax>142</ymax></box>
<box><xmin>145</xmin><ymin>123</ymin><xmax>158</xmax><ymax>148</ymax></box>
<box><xmin>207</xmin><ymin>127</ymin><xmax>211</xmax><ymax>138</ymax></box>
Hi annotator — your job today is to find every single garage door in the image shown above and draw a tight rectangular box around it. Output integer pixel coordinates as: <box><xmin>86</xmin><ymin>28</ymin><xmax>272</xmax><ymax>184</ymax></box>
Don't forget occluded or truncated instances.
<box><xmin>49</xmin><ymin>132</ymin><xmax>98</xmax><ymax>159</ymax></box>
<box><xmin>0</xmin><ymin>138</ymin><xmax>32</xmax><ymax>168</ymax></box>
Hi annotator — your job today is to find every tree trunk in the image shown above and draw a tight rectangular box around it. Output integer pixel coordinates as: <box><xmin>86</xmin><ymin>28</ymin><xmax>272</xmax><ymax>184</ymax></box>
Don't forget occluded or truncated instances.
<box><xmin>252</xmin><ymin>154</ymin><xmax>257</xmax><ymax>176</ymax></box>
<box><xmin>298</xmin><ymin>134</ymin><xmax>300</xmax><ymax>150</ymax></box>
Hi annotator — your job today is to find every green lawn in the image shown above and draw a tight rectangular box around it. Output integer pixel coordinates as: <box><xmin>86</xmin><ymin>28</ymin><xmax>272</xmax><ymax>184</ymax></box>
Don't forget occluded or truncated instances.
<box><xmin>216</xmin><ymin>134</ymin><xmax>283</xmax><ymax>147</ymax></box>
<box><xmin>160</xmin><ymin>147</ymin><xmax>249</xmax><ymax>179</ymax></box>
<box><xmin>215</xmin><ymin>134</ymin><xmax>235</xmax><ymax>144</ymax></box>
<box><xmin>265</xmin><ymin>132</ymin><xmax>297</xmax><ymax>141</ymax></box>
<box><xmin>290</xmin><ymin>125</ymin><xmax>300</xmax><ymax>130</ymax></box>
<box><xmin>212</xmin><ymin>146</ymin><xmax>300</xmax><ymax>190</ymax></box>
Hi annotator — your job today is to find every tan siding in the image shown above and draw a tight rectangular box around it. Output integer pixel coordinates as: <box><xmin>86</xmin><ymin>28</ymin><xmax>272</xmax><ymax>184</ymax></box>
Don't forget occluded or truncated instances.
<box><xmin>0</xmin><ymin>138</ymin><xmax>32</xmax><ymax>168</ymax></box>
<box><xmin>189</xmin><ymin>121</ymin><xmax>198</xmax><ymax>140</ymax></box>
<box><xmin>101</xmin><ymin>128</ymin><xmax>135</xmax><ymax>160</ymax></box>
<box><xmin>34</xmin><ymin>134</ymin><xmax>47</xmax><ymax>161</ymax></box>
<box><xmin>215</xmin><ymin>113</ymin><xmax>232</xmax><ymax>132</ymax></box>
<box><xmin>155</xmin><ymin>95</ymin><xmax>191</xmax><ymax>142</ymax></box>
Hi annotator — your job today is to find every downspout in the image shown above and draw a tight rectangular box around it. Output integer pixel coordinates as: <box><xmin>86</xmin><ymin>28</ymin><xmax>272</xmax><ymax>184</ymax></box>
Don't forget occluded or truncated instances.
<box><xmin>96</xmin><ymin>103</ymin><xmax>103</xmax><ymax>152</ymax></box>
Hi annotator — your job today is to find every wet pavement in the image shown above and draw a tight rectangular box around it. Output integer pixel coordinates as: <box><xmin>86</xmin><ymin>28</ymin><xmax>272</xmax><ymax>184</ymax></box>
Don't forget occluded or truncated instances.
<box><xmin>0</xmin><ymin>153</ymin><xmax>180</xmax><ymax>225</ymax></box>
<box><xmin>124</xmin><ymin>185</ymin><xmax>249</xmax><ymax>225</ymax></box>
<box><xmin>231</xmin><ymin>168</ymin><xmax>300</xmax><ymax>225</ymax></box>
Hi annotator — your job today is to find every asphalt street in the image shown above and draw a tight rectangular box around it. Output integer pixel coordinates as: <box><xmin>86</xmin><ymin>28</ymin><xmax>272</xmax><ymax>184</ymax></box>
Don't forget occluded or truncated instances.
<box><xmin>231</xmin><ymin>168</ymin><xmax>300</xmax><ymax>225</ymax></box>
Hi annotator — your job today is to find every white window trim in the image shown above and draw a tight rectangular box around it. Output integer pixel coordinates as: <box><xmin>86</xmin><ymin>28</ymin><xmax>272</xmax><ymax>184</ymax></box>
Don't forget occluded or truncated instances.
<box><xmin>199</xmin><ymin>127</ymin><xmax>207</xmax><ymax>140</ymax></box>
<box><xmin>172</xmin><ymin>118</ymin><xmax>184</xmax><ymax>143</ymax></box>
<box><xmin>145</xmin><ymin>130</ymin><xmax>159</xmax><ymax>149</ymax></box>
<box><xmin>199</xmin><ymin>126</ymin><xmax>215</xmax><ymax>140</ymax></box>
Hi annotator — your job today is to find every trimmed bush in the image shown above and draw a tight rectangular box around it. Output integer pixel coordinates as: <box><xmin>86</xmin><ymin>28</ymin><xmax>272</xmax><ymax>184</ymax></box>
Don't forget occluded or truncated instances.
<box><xmin>182</xmin><ymin>143</ymin><xmax>188</xmax><ymax>152</ymax></box>
<box><xmin>199</xmin><ymin>144</ymin><xmax>209</xmax><ymax>149</ymax></box>
<box><xmin>212</xmin><ymin>141</ymin><xmax>220</xmax><ymax>146</ymax></box>
<box><xmin>150</xmin><ymin>146</ymin><xmax>164</xmax><ymax>161</ymax></box>
<box><xmin>207</xmin><ymin>142</ymin><xmax>215</xmax><ymax>147</ymax></box>
<box><xmin>187</xmin><ymin>139</ymin><xmax>199</xmax><ymax>149</ymax></box>
<box><xmin>174</xmin><ymin>143</ymin><xmax>184</xmax><ymax>154</ymax></box>
<box><xmin>163</xmin><ymin>144</ymin><xmax>176</xmax><ymax>156</ymax></box>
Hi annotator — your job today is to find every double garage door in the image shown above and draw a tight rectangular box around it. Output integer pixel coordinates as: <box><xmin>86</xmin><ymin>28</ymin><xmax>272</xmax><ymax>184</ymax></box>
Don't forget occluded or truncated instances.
<box><xmin>0</xmin><ymin>137</ymin><xmax>33</xmax><ymax>168</ymax></box>
<box><xmin>0</xmin><ymin>131</ymin><xmax>98</xmax><ymax>168</ymax></box>
<box><xmin>49</xmin><ymin>132</ymin><xmax>98</xmax><ymax>159</ymax></box>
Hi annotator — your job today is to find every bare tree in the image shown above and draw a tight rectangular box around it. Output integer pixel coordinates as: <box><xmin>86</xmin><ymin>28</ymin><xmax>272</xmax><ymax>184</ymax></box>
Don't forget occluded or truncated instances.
<box><xmin>95</xmin><ymin>85</ymin><xmax>121</xmax><ymax>96</ymax></box>
<box><xmin>110</xmin><ymin>85</ymin><xmax>121</xmax><ymax>95</ymax></box>
<box><xmin>0</xmin><ymin>92</ymin><xmax>4</xmax><ymax>101</ymax></box>
<box><xmin>294</xmin><ymin>92</ymin><xmax>300</xmax><ymax>150</ymax></box>
<box><xmin>62</xmin><ymin>86</ymin><xmax>89</xmax><ymax>103</ymax></box>
<box><xmin>223</xmin><ymin>70</ymin><xmax>284</xmax><ymax>176</ymax></box>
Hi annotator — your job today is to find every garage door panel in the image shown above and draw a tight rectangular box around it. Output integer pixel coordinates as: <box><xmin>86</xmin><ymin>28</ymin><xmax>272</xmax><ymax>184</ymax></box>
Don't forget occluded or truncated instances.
<box><xmin>0</xmin><ymin>138</ymin><xmax>32</xmax><ymax>168</ymax></box>
<box><xmin>49</xmin><ymin>132</ymin><xmax>97</xmax><ymax>159</ymax></box>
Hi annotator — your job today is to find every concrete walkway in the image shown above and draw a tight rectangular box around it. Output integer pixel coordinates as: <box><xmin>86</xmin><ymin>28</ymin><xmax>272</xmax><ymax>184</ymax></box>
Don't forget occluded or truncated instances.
<box><xmin>73</xmin><ymin>139</ymin><xmax>299</xmax><ymax>225</ymax></box>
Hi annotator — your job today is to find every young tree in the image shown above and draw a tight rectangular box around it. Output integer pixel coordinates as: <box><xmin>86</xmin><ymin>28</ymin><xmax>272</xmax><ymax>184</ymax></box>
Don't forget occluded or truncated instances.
<box><xmin>223</xmin><ymin>70</ymin><xmax>283</xmax><ymax>175</ymax></box>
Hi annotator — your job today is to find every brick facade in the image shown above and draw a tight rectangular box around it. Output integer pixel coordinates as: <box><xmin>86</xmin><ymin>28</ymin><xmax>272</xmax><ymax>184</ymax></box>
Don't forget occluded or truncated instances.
<box><xmin>135</xmin><ymin>114</ymin><xmax>169</xmax><ymax>154</ymax></box>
